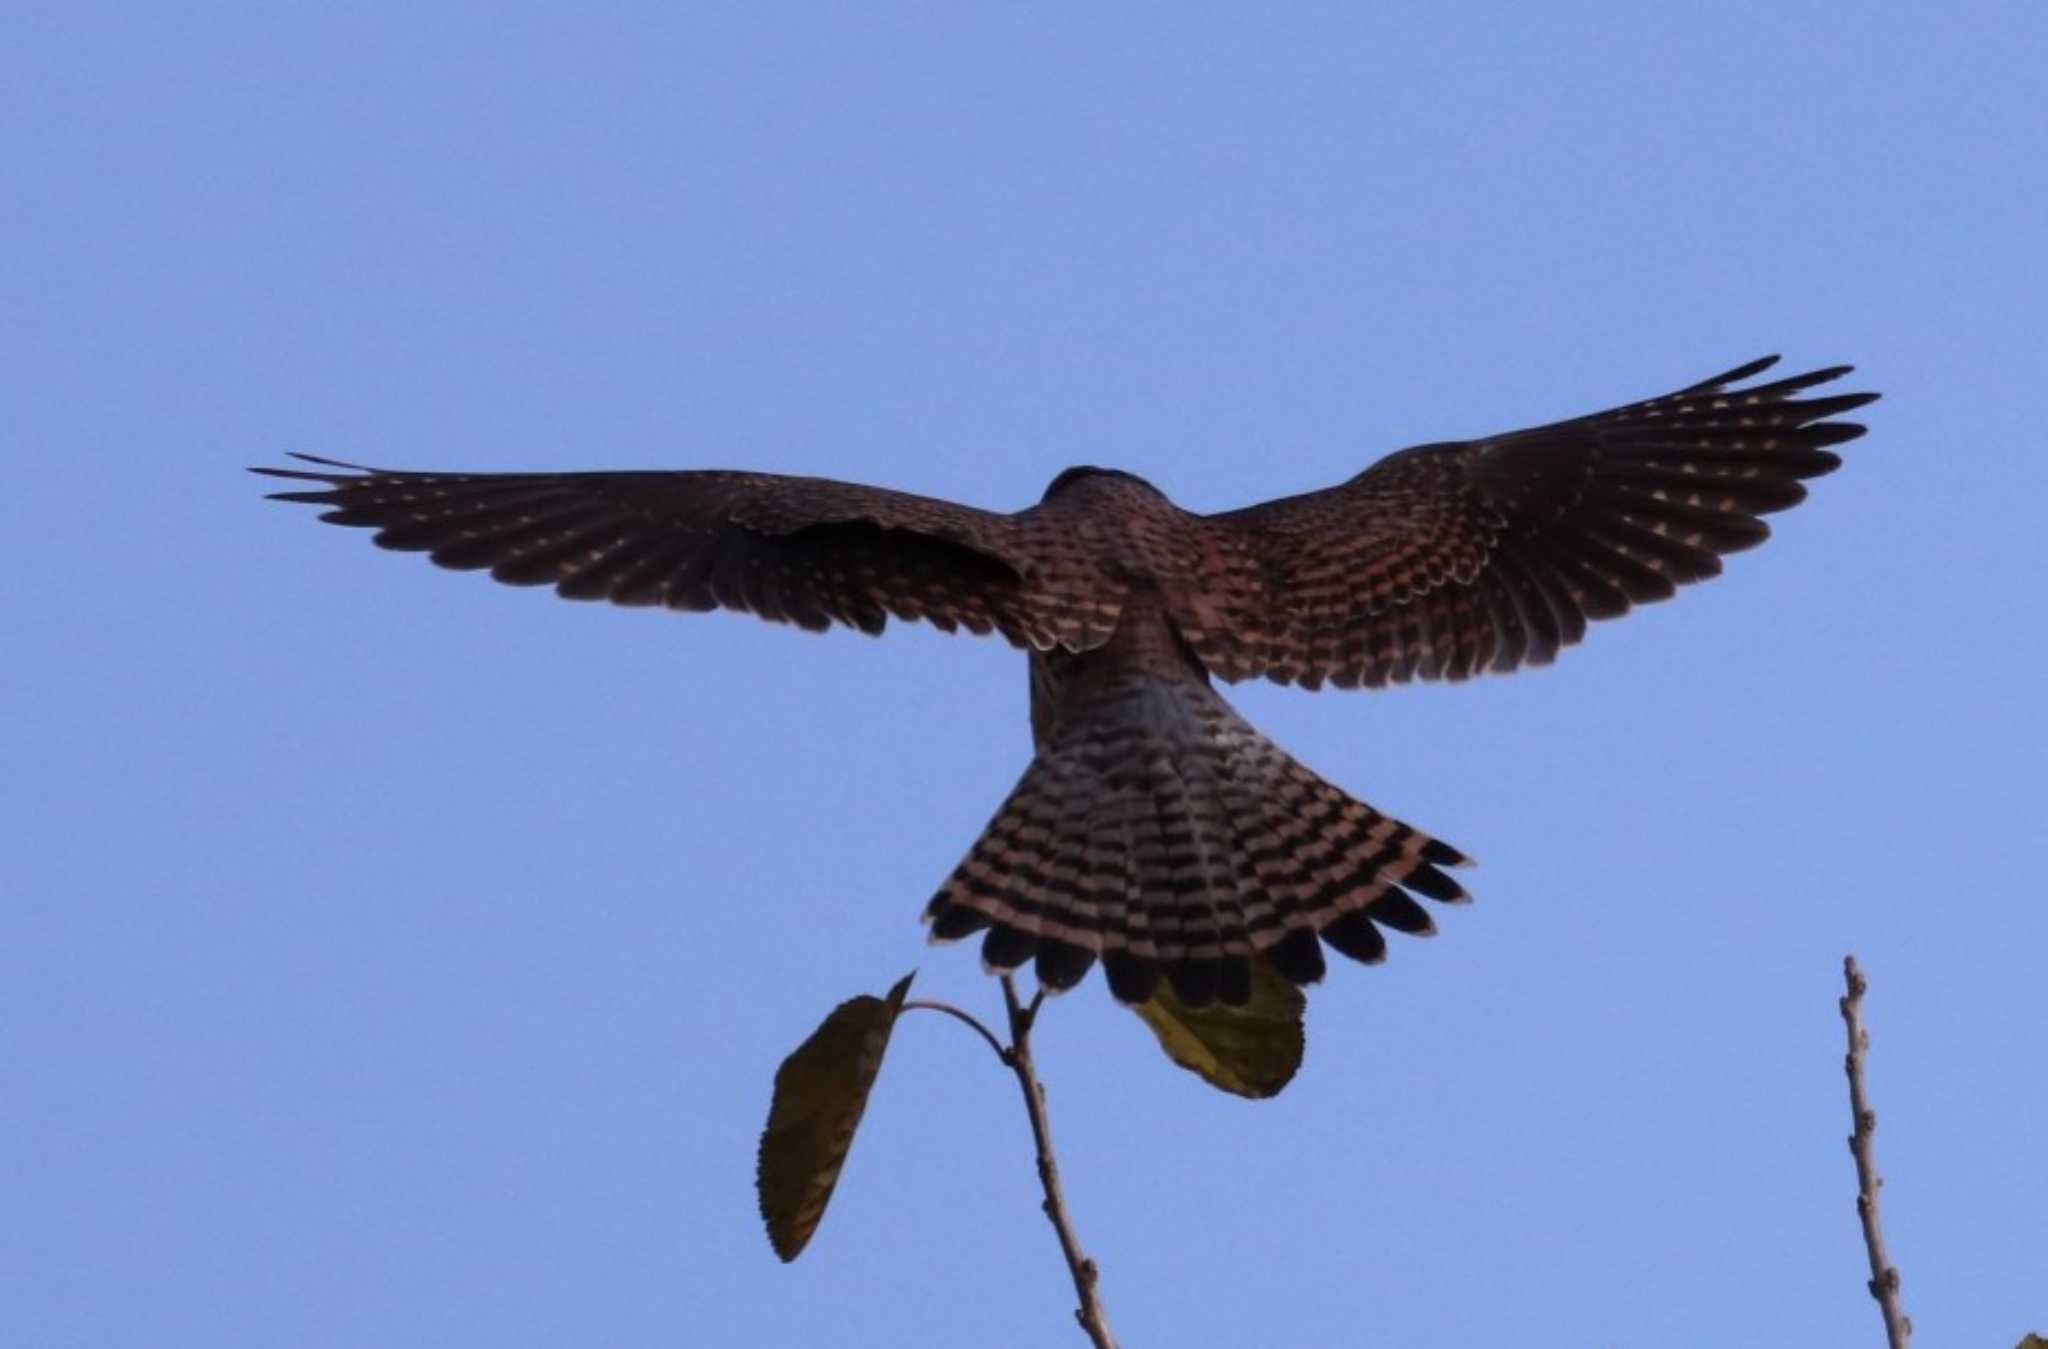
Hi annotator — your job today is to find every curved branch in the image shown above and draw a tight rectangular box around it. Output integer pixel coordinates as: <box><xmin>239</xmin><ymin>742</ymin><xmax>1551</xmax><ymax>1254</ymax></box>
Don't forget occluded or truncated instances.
<box><xmin>901</xmin><ymin>999</ymin><xmax>1009</xmax><ymax>1065</ymax></box>
<box><xmin>1839</xmin><ymin>955</ymin><xmax>1912</xmax><ymax>1348</ymax></box>
<box><xmin>1001</xmin><ymin>975</ymin><xmax>1119</xmax><ymax>1349</ymax></box>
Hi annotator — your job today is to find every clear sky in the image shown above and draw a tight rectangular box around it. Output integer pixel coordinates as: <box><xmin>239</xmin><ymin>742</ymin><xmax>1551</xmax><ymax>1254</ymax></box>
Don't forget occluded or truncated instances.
<box><xmin>6</xmin><ymin>4</ymin><xmax>2045</xmax><ymax>1345</ymax></box>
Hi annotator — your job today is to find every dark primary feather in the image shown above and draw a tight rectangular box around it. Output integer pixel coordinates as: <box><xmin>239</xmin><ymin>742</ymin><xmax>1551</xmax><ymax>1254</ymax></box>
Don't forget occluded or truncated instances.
<box><xmin>251</xmin><ymin>455</ymin><xmax>1118</xmax><ymax>650</ymax></box>
<box><xmin>1183</xmin><ymin>356</ymin><xmax>1875</xmax><ymax>689</ymax></box>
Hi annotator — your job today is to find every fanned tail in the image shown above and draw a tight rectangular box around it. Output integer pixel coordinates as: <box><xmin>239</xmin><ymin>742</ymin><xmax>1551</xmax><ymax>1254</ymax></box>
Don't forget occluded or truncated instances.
<box><xmin>923</xmin><ymin>678</ymin><xmax>1472</xmax><ymax>1007</ymax></box>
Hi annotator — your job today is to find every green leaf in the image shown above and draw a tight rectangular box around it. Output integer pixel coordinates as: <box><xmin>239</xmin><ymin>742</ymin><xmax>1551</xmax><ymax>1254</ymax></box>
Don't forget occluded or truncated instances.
<box><xmin>757</xmin><ymin>971</ymin><xmax>915</xmax><ymax>1261</ymax></box>
<box><xmin>1132</xmin><ymin>958</ymin><xmax>1305</xmax><ymax>1098</ymax></box>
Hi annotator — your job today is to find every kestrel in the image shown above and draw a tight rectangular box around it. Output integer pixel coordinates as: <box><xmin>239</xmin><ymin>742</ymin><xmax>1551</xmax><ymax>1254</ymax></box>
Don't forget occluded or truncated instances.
<box><xmin>256</xmin><ymin>355</ymin><xmax>1874</xmax><ymax>1009</ymax></box>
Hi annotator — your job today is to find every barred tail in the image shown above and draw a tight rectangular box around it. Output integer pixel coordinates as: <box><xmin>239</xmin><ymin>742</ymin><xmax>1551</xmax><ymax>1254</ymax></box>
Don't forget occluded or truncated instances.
<box><xmin>922</xmin><ymin>682</ymin><xmax>1473</xmax><ymax>1008</ymax></box>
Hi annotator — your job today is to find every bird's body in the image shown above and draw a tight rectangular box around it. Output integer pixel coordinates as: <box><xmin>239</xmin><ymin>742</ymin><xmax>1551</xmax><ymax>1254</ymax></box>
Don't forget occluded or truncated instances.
<box><xmin>257</xmin><ymin>356</ymin><xmax>1875</xmax><ymax>1008</ymax></box>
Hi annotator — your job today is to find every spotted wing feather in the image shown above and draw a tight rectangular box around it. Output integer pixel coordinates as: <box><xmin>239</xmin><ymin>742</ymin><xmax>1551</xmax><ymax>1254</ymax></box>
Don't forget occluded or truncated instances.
<box><xmin>254</xmin><ymin>456</ymin><xmax>1117</xmax><ymax>650</ymax></box>
<box><xmin>1187</xmin><ymin>357</ymin><xmax>1876</xmax><ymax>687</ymax></box>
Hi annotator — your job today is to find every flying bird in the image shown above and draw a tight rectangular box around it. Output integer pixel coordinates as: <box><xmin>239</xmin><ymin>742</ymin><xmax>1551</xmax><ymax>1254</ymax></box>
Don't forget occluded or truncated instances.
<box><xmin>256</xmin><ymin>355</ymin><xmax>1874</xmax><ymax>1009</ymax></box>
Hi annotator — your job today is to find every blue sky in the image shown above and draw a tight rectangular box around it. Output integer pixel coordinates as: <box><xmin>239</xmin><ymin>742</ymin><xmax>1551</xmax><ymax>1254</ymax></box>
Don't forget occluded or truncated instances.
<box><xmin>6</xmin><ymin>3</ymin><xmax>2045</xmax><ymax>1345</ymax></box>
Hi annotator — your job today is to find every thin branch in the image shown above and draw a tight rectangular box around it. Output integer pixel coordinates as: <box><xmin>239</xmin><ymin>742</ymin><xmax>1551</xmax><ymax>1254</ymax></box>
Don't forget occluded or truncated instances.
<box><xmin>1840</xmin><ymin>955</ymin><xmax>1912</xmax><ymax>1349</ymax></box>
<box><xmin>1001</xmin><ymin>974</ymin><xmax>1119</xmax><ymax>1349</ymax></box>
<box><xmin>901</xmin><ymin>999</ymin><xmax>1009</xmax><ymax>1066</ymax></box>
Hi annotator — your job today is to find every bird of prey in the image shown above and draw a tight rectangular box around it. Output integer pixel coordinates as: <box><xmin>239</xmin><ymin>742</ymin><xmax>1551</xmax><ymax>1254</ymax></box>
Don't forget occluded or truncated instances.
<box><xmin>256</xmin><ymin>355</ymin><xmax>1874</xmax><ymax>1010</ymax></box>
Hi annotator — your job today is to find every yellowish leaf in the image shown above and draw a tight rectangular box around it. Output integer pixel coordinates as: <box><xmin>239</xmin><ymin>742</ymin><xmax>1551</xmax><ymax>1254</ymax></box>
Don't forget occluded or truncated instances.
<box><xmin>1132</xmin><ymin>959</ymin><xmax>1305</xmax><ymax>1098</ymax></box>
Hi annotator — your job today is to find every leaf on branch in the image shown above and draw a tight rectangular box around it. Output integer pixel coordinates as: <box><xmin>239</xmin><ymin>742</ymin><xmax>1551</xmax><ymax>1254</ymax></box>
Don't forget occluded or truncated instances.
<box><xmin>2014</xmin><ymin>1336</ymin><xmax>2047</xmax><ymax>1349</ymax></box>
<box><xmin>757</xmin><ymin>971</ymin><xmax>916</xmax><ymax>1261</ymax></box>
<box><xmin>1132</xmin><ymin>957</ymin><xmax>1305</xmax><ymax>1098</ymax></box>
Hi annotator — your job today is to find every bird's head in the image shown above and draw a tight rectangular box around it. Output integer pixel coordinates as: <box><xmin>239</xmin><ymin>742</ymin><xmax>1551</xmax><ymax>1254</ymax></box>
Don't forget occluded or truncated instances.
<box><xmin>1040</xmin><ymin>465</ymin><xmax>1162</xmax><ymax>502</ymax></box>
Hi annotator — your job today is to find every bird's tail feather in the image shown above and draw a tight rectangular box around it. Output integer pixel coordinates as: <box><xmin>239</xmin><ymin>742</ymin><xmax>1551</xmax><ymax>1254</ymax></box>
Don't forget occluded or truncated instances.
<box><xmin>923</xmin><ymin>681</ymin><xmax>1472</xmax><ymax>1007</ymax></box>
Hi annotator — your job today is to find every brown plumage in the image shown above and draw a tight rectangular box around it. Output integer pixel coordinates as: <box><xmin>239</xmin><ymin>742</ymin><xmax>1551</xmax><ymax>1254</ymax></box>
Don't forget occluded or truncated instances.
<box><xmin>255</xmin><ymin>355</ymin><xmax>1874</xmax><ymax>1008</ymax></box>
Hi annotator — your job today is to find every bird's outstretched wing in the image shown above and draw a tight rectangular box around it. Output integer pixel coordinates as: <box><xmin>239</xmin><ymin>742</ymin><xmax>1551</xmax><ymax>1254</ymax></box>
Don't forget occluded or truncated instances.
<box><xmin>253</xmin><ymin>457</ymin><xmax>1117</xmax><ymax>650</ymax></box>
<box><xmin>1179</xmin><ymin>357</ymin><xmax>1877</xmax><ymax>688</ymax></box>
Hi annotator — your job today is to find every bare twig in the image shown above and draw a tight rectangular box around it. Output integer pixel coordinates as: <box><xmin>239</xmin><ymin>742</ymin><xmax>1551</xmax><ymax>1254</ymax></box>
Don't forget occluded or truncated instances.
<box><xmin>901</xmin><ymin>999</ymin><xmax>1009</xmax><ymax>1065</ymax></box>
<box><xmin>1001</xmin><ymin>975</ymin><xmax>1120</xmax><ymax>1349</ymax></box>
<box><xmin>1840</xmin><ymin>955</ymin><xmax>1912</xmax><ymax>1348</ymax></box>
